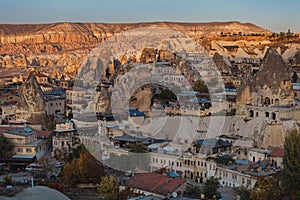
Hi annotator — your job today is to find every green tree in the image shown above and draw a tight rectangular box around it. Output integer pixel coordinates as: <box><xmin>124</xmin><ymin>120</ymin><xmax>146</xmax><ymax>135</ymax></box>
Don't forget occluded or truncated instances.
<box><xmin>158</xmin><ymin>89</ymin><xmax>177</xmax><ymax>102</ymax></box>
<box><xmin>193</xmin><ymin>80</ymin><xmax>209</xmax><ymax>93</ymax></box>
<box><xmin>98</xmin><ymin>175</ymin><xmax>119</xmax><ymax>200</ymax></box>
<box><xmin>282</xmin><ymin>129</ymin><xmax>300</xmax><ymax>199</ymax></box>
<box><xmin>184</xmin><ymin>185</ymin><xmax>203</xmax><ymax>198</ymax></box>
<box><xmin>235</xmin><ymin>187</ymin><xmax>251</xmax><ymax>200</ymax></box>
<box><xmin>204</xmin><ymin>177</ymin><xmax>220</xmax><ymax>199</ymax></box>
<box><xmin>0</xmin><ymin>136</ymin><xmax>15</xmax><ymax>158</ymax></box>
<box><xmin>129</xmin><ymin>142</ymin><xmax>147</xmax><ymax>153</ymax></box>
<box><xmin>250</xmin><ymin>177</ymin><xmax>281</xmax><ymax>200</ymax></box>
<box><xmin>72</xmin><ymin>144</ymin><xmax>87</xmax><ymax>158</ymax></box>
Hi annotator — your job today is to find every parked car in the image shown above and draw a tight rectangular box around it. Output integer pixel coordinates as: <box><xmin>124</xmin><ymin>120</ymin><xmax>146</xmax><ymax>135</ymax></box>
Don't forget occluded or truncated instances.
<box><xmin>25</xmin><ymin>163</ymin><xmax>43</xmax><ymax>172</ymax></box>
<box><xmin>55</xmin><ymin>162</ymin><xmax>65</xmax><ymax>168</ymax></box>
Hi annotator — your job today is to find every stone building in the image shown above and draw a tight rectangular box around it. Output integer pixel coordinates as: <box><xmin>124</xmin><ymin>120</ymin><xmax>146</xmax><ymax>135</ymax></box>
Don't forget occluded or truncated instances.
<box><xmin>45</xmin><ymin>96</ymin><xmax>65</xmax><ymax>116</ymax></box>
<box><xmin>66</xmin><ymin>86</ymin><xmax>86</xmax><ymax>103</ymax></box>
<box><xmin>52</xmin><ymin>120</ymin><xmax>80</xmax><ymax>158</ymax></box>
<box><xmin>212</xmin><ymin>53</ymin><xmax>232</xmax><ymax>83</ymax></box>
<box><xmin>7</xmin><ymin>72</ymin><xmax>46</xmax><ymax>124</ymax></box>
<box><xmin>3</xmin><ymin>127</ymin><xmax>48</xmax><ymax>162</ymax></box>
<box><xmin>237</xmin><ymin>47</ymin><xmax>295</xmax><ymax>120</ymax></box>
<box><xmin>35</xmin><ymin>73</ymin><xmax>49</xmax><ymax>84</ymax></box>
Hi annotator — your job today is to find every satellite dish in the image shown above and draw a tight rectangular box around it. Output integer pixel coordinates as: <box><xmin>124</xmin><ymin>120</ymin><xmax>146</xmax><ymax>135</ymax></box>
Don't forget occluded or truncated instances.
<box><xmin>172</xmin><ymin>192</ymin><xmax>178</xmax><ymax>198</ymax></box>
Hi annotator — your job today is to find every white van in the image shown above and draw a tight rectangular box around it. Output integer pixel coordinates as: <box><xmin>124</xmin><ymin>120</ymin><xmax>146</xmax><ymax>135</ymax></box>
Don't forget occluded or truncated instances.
<box><xmin>25</xmin><ymin>163</ymin><xmax>43</xmax><ymax>172</ymax></box>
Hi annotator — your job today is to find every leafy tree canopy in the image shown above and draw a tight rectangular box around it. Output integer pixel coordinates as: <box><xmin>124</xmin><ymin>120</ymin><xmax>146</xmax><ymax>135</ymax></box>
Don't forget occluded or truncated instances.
<box><xmin>98</xmin><ymin>175</ymin><xmax>119</xmax><ymax>200</ymax></box>
<box><xmin>61</xmin><ymin>151</ymin><xmax>105</xmax><ymax>186</ymax></box>
<box><xmin>250</xmin><ymin>177</ymin><xmax>281</xmax><ymax>200</ymax></box>
<box><xmin>282</xmin><ymin>129</ymin><xmax>300</xmax><ymax>199</ymax></box>
<box><xmin>204</xmin><ymin>177</ymin><xmax>220</xmax><ymax>199</ymax></box>
<box><xmin>193</xmin><ymin>80</ymin><xmax>209</xmax><ymax>93</ymax></box>
<box><xmin>0</xmin><ymin>136</ymin><xmax>14</xmax><ymax>158</ymax></box>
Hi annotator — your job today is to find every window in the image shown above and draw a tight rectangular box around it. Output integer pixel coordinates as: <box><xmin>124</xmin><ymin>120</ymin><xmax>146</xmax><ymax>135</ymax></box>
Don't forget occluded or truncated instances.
<box><xmin>17</xmin><ymin>138</ymin><xmax>23</xmax><ymax>143</ymax></box>
<box><xmin>26</xmin><ymin>148</ymin><xmax>32</xmax><ymax>153</ymax></box>
<box><xmin>247</xmin><ymin>179</ymin><xmax>251</xmax><ymax>186</ymax></box>
<box><xmin>17</xmin><ymin>148</ymin><xmax>23</xmax><ymax>153</ymax></box>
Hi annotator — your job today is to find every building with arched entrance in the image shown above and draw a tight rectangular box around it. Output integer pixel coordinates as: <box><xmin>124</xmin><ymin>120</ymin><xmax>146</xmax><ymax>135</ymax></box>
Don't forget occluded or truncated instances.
<box><xmin>236</xmin><ymin>47</ymin><xmax>297</xmax><ymax>121</ymax></box>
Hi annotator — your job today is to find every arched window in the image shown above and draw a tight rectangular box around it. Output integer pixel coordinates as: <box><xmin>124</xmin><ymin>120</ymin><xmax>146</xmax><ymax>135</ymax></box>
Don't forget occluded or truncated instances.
<box><xmin>249</xmin><ymin>110</ymin><xmax>254</xmax><ymax>117</ymax></box>
<box><xmin>272</xmin><ymin>112</ymin><xmax>276</xmax><ymax>120</ymax></box>
<box><xmin>264</xmin><ymin>97</ymin><xmax>270</xmax><ymax>105</ymax></box>
<box><xmin>265</xmin><ymin>112</ymin><xmax>270</xmax><ymax>118</ymax></box>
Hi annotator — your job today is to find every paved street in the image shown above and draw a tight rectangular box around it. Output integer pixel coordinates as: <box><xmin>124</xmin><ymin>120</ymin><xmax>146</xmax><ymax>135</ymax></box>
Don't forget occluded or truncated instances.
<box><xmin>218</xmin><ymin>186</ymin><xmax>236</xmax><ymax>200</ymax></box>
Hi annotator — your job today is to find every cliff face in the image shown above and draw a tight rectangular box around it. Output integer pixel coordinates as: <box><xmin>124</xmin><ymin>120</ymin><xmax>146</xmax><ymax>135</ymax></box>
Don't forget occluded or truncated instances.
<box><xmin>0</xmin><ymin>22</ymin><xmax>266</xmax><ymax>45</ymax></box>
<box><xmin>0</xmin><ymin>21</ymin><xmax>267</xmax><ymax>76</ymax></box>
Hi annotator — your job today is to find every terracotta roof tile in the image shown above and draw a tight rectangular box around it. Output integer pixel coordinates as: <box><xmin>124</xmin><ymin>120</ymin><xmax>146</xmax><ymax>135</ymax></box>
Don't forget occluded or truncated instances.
<box><xmin>36</xmin><ymin>130</ymin><xmax>52</xmax><ymax>139</ymax></box>
<box><xmin>125</xmin><ymin>173</ymin><xmax>186</xmax><ymax>197</ymax></box>
<box><xmin>271</xmin><ymin>147</ymin><xmax>284</xmax><ymax>157</ymax></box>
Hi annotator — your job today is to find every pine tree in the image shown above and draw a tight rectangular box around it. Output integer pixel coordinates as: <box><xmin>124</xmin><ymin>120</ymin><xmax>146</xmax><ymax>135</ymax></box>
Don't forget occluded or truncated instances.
<box><xmin>282</xmin><ymin>129</ymin><xmax>300</xmax><ymax>199</ymax></box>
<box><xmin>204</xmin><ymin>177</ymin><xmax>220</xmax><ymax>199</ymax></box>
<box><xmin>250</xmin><ymin>177</ymin><xmax>281</xmax><ymax>200</ymax></box>
<box><xmin>0</xmin><ymin>136</ymin><xmax>15</xmax><ymax>158</ymax></box>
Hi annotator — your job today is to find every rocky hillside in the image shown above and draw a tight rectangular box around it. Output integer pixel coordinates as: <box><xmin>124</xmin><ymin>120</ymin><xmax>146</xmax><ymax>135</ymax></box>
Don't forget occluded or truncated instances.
<box><xmin>0</xmin><ymin>21</ymin><xmax>267</xmax><ymax>75</ymax></box>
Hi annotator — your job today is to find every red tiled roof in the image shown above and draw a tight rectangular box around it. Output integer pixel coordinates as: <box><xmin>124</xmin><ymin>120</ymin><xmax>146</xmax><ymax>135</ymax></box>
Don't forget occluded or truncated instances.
<box><xmin>125</xmin><ymin>173</ymin><xmax>186</xmax><ymax>197</ymax></box>
<box><xmin>36</xmin><ymin>130</ymin><xmax>52</xmax><ymax>139</ymax></box>
<box><xmin>271</xmin><ymin>147</ymin><xmax>284</xmax><ymax>157</ymax></box>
